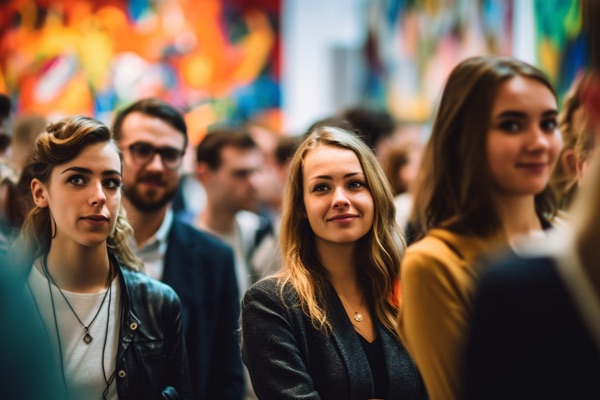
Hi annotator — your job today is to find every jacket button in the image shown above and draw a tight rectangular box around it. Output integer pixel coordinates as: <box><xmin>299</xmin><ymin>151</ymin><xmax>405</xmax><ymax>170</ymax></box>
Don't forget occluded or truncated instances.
<box><xmin>118</xmin><ymin>370</ymin><xmax>126</xmax><ymax>378</ymax></box>
<box><xmin>130</xmin><ymin>322</ymin><xmax>138</xmax><ymax>331</ymax></box>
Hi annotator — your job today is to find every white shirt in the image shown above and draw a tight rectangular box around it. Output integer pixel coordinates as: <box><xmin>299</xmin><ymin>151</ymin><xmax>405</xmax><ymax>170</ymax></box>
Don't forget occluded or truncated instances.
<box><xmin>133</xmin><ymin>209</ymin><xmax>173</xmax><ymax>281</ymax></box>
<box><xmin>28</xmin><ymin>265</ymin><xmax>121</xmax><ymax>400</ymax></box>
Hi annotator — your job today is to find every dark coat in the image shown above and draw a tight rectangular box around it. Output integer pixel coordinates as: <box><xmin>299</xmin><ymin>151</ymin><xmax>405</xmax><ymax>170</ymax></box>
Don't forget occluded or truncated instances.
<box><xmin>163</xmin><ymin>219</ymin><xmax>243</xmax><ymax>400</ymax></box>
<box><xmin>465</xmin><ymin>251</ymin><xmax>600</xmax><ymax>400</ymax></box>
<box><xmin>241</xmin><ymin>278</ymin><xmax>427</xmax><ymax>400</ymax></box>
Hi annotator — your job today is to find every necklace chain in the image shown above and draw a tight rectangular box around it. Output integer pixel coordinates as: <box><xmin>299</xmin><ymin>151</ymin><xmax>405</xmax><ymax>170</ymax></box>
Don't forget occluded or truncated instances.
<box><xmin>42</xmin><ymin>255</ymin><xmax>111</xmax><ymax>344</ymax></box>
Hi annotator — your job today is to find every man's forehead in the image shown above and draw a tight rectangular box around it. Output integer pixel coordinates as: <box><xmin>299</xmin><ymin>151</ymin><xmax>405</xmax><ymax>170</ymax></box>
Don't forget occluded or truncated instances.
<box><xmin>120</xmin><ymin>113</ymin><xmax>185</xmax><ymax>146</ymax></box>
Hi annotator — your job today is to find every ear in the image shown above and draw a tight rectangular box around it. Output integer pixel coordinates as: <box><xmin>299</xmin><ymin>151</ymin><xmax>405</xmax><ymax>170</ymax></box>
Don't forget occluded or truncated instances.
<box><xmin>196</xmin><ymin>162</ymin><xmax>211</xmax><ymax>184</ymax></box>
<box><xmin>561</xmin><ymin>149</ymin><xmax>577</xmax><ymax>177</ymax></box>
<box><xmin>575</xmin><ymin>157</ymin><xmax>588</xmax><ymax>187</ymax></box>
<box><xmin>31</xmin><ymin>178</ymin><xmax>49</xmax><ymax>208</ymax></box>
<box><xmin>582</xmin><ymin>74</ymin><xmax>600</xmax><ymax>128</ymax></box>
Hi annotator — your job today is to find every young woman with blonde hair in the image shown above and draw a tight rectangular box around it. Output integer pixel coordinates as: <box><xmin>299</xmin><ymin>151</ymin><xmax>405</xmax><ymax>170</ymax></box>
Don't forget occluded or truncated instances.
<box><xmin>241</xmin><ymin>126</ymin><xmax>425</xmax><ymax>399</ymax></box>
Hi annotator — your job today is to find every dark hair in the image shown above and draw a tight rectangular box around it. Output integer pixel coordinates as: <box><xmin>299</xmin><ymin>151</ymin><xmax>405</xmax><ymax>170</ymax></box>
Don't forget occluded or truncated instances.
<box><xmin>15</xmin><ymin>116</ymin><xmax>142</xmax><ymax>272</ymax></box>
<box><xmin>339</xmin><ymin>106</ymin><xmax>397</xmax><ymax>152</ymax></box>
<box><xmin>0</xmin><ymin>94</ymin><xmax>11</xmax><ymax>121</ymax></box>
<box><xmin>274</xmin><ymin>135</ymin><xmax>303</xmax><ymax>166</ymax></box>
<box><xmin>196</xmin><ymin>127</ymin><xmax>258</xmax><ymax>169</ymax></box>
<box><xmin>112</xmin><ymin>98</ymin><xmax>188</xmax><ymax>149</ymax></box>
<box><xmin>412</xmin><ymin>56</ymin><xmax>558</xmax><ymax>239</ymax></box>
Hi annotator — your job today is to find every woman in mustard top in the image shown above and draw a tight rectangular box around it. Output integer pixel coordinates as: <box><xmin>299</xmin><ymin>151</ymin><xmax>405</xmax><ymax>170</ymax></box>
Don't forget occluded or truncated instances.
<box><xmin>396</xmin><ymin>56</ymin><xmax>560</xmax><ymax>400</ymax></box>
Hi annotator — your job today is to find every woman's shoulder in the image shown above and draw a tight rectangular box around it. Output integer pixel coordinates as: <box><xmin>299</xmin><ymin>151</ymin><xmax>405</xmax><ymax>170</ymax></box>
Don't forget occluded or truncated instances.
<box><xmin>243</xmin><ymin>276</ymin><xmax>302</xmax><ymax>313</ymax></box>
<box><xmin>120</xmin><ymin>267</ymin><xmax>179</xmax><ymax>304</ymax></box>
<box><xmin>406</xmin><ymin>228</ymin><xmax>499</xmax><ymax>262</ymax></box>
<box><xmin>244</xmin><ymin>276</ymin><xmax>297</xmax><ymax>301</ymax></box>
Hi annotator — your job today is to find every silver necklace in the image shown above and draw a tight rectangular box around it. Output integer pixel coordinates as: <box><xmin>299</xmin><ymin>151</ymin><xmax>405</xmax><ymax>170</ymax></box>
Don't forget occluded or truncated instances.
<box><xmin>42</xmin><ymin>256</ymin><xmax>111</xmax><ymax>344</ymax></box>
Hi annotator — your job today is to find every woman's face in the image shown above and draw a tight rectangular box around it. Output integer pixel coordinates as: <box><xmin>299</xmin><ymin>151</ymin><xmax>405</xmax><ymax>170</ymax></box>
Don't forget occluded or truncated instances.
<box><xmin>486</xmin><ymin>76</ymin><xmax>561</xmax><ymax>199</ymax></box>
<box><xmin>302</xmin><ymin>145</ymin><xmax>374</xmax><ymax>249</ymax></box>
<box><xmin>31</xmin><ymin>141</ymin><xmax>122</xmax><ymax>249</ymax></box>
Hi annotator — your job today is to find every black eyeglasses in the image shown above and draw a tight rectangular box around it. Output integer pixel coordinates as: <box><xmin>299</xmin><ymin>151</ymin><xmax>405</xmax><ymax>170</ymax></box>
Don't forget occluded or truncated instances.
<box><xmin>127</xmin><ymin>142</ymin><xmax>184</xmax><ymax>170</ymax></box>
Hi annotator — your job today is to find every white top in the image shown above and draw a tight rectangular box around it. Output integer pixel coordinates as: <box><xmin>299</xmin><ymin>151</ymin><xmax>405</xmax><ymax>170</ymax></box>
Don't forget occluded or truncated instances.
<box><xmin>134</xmin><ymin>209</ymin><xmax>173</xmax><ymax>281</ymax></box>
<box><xmin>198</xmin><ymin>216</ymin><xmax>250</xmax><ymax>295</ymax></box>
<box><xmin>197</xmin><ymin>210</ymin><xmax>278</xmax><ymax>297</ymax></box>
<box><xmin>28</xmin><ymin>264</ymin><xmax>121</xmax><ymax>400</ymax></box>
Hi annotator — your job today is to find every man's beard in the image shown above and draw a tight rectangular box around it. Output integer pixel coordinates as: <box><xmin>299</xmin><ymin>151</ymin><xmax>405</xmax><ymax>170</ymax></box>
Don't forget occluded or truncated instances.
<box><xmin>124</xmin><ymin>174</ymin><xmax>178</xmax><ymax>213</ymax></box>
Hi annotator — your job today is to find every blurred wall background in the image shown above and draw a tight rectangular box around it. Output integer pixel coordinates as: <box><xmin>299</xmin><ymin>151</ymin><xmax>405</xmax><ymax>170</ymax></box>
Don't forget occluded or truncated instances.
<box><xmin>0</xmin><ymin>0</ymin><xmax>588</xmax><ymax>140</ymax></box>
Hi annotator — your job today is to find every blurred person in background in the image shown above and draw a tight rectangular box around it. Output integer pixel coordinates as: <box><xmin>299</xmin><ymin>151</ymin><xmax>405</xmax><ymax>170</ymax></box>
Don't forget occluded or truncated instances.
<box><xmin>11</xmin><ymin>114</ymin><xmax>47</xmax><ymax>171</ymax></box>
<box><xmin>550</xmin><ymin>72</ymin><xmax>597</xmax><ymax>211</ymax></box>
<box><xmin>0</xmin><ymin>94</ymin><xmax>12</xmax><ymax>161</ymax></box>
<box><xmin>194</xmin><ymin>127</ymin><xmax>277</xmax><ymax>297</ymax></box>
<box><xmin>385</xmin><ymin>139</ymin><xmax>423</xmax><ymax>236</ymax></box>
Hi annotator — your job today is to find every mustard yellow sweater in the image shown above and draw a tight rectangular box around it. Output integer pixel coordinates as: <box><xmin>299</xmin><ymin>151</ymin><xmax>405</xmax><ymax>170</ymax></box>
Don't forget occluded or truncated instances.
<box><xmin>398</xmin><ymin>228</ymin><xmax>506</xmax><ymax>400</ymax></box>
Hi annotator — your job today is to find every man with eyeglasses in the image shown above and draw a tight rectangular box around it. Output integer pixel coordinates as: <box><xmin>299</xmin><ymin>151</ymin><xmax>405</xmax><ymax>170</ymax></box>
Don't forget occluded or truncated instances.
<box><xmin>112</xmin><ymin>98</ymin><xmax>243</xmax><ymax>400</ymax></box>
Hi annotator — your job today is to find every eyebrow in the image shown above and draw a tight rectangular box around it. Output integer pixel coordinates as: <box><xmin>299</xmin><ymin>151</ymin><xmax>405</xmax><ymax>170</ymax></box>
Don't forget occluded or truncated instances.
<box><xmin>61</xmin><ymin>166</ymin><xmax>122</xmax><ymax>176</ymax></box>
<box><xmin>495</xmin><ymin>109</ymin><xmax>558</xmax><ymax>119</ymax></box>
<box><xmin>310</xmin><ymin>172</ymin><xmax>363</xmax><ymax>180</ymax></box>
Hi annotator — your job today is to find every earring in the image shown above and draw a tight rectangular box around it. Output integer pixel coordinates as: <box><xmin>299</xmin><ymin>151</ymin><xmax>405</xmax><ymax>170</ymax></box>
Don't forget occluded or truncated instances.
<box><xmin>49</xmin><ymin>209</ymin><xmax>57</xmax><ymax>239</ymax></box>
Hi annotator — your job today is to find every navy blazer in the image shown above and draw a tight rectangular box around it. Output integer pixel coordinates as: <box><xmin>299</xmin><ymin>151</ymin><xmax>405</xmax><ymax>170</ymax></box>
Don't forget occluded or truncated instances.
<box><xmin>241</xmin><ymin>278</ymin><xmax>426</xmax><ymax>400</ymax></box>
<box><xmin>465</xmin><ymin>252</ymin><xmax>600</xmax><ymax>400</ymax></box>
<box><xmin>163</xmin><ymin>218</ymin><xmax>243</xmax><ymax>400</ymax></box>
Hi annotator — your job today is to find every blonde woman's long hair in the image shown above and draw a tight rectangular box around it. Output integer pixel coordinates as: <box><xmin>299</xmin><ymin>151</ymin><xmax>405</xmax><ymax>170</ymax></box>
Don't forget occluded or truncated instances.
<box><xmin>14</xmin><ymin>116</ymin><xmax>142</xmax><ymax>273</ymax></box>
<box><xmin>278</xmin><ymin>126</ymin><xmax>405</xmax><ymax>336</ymax></box>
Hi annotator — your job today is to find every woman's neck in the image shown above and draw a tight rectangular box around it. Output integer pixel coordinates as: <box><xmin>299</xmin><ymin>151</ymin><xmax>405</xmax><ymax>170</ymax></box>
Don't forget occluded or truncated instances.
<box><xmin>495</xmin><ymin>194</ymin><xmax>543</xmax><ymax>240</ymax></box>
<box><xmin>44</xmin><ymin>243</ymin><xmax>111</xmax><ymax>293</ymax></box>
<box><xmin>316</xmin><ymin>240</ymin><xmax>359</xmax><ymax>293</ymax></box>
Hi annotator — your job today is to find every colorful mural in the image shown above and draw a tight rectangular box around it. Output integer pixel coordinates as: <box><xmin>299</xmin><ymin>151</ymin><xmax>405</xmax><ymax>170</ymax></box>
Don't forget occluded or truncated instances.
<box><xmin>366</xmin><ymin>0</ymin><xmax>513</xmax><ymax>122</ymax></box>
<box><xmin>366</xmin><ymin>0</ymin><xmax>588</xmax><ymax>123</ymax></box>
<box><xmin>534</xmin><ymin>0</ymin><xmax>587</xmax><ymax>99</ymax></box>
<box><xmin>0</xmin><ymin>0</ymin><xmax>281</xmax><ymax>144</ymax></box>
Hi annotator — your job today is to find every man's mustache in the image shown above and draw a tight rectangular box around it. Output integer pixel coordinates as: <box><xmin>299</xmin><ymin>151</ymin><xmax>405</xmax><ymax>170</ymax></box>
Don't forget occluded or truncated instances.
<box><xmin>136</xmin><ymin>174</ymin><xmax>168</xmax><ymax>186</ymax></box>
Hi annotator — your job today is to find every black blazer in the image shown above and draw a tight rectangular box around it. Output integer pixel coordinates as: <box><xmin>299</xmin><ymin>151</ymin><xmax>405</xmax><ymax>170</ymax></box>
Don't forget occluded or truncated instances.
<box><xmin>465</xmin><ymin>251</ymin><xmax>600</xmax><ymax>400</ymax></box>
<box><xmin>163</xmin><ymin>218</ymin><xmax>243</xmax><ymax>400</ymax></box>
<box><xmin>241</xmin><ymin>278</ymin><xmax>426</xmax><ymax>400</ymax></box>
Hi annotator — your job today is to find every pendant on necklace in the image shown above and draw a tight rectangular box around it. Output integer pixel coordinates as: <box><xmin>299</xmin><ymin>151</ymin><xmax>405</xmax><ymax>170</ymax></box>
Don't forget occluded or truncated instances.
<box><xmin>354</xmin><ymin>312</ymin><xmax>363</xmax><ymax>322</ymax></box>
<box><xmin>83</xmin><ymin>328</ymin><xmax>93</xmax><ymax>344</ymax></box>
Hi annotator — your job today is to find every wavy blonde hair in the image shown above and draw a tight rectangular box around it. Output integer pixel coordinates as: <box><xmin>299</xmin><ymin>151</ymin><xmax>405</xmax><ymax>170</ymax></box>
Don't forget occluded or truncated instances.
<box><xmin>278</xmin><ymin>126</ymin><xmax>405</xmax><ymax>336</ymax></box>
<box><xmin>14</xmin><ymin>116</ymin><xmax>142</xmax><ymax>273</ymax></box>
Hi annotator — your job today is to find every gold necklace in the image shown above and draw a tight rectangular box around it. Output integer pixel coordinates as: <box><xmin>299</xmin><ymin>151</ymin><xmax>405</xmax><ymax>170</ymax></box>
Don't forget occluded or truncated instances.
<box><xmin>337</xmin><ymin>292</ymin><xmax>365</xmax><ymax>323</ymax></box>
